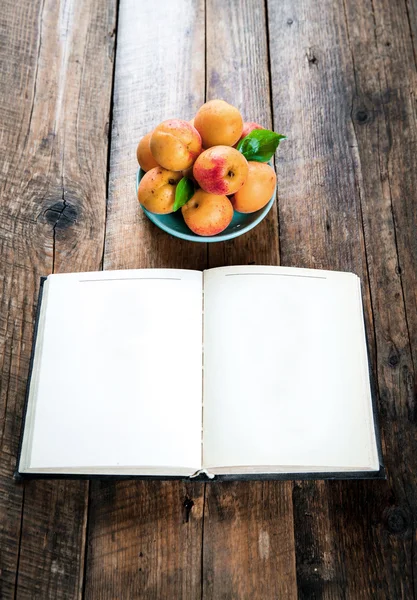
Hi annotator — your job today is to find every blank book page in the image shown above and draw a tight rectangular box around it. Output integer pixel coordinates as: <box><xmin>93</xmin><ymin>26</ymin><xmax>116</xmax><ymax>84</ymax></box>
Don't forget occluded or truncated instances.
<box><xmin>27</xmin><ymin>269</ymin><xmax>203</xmax><ymax>473</ymax></box>
<box><xmin>202</xmin><ymin>266</ymin><xmax>379</xmax><ymax>472</ymax></box>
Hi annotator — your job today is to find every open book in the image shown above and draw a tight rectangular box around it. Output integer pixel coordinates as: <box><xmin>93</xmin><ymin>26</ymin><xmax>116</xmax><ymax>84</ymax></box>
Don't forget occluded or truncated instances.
<box><xmin>17</xmin><ymin>266</ymin><xmax>383</xmax><ymax>480</ymax></box>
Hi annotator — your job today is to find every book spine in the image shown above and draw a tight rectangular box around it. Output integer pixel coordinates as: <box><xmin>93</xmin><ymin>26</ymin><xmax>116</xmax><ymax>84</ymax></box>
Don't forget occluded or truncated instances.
<box><xmin>14</xmin><ymin>276</ymin><xmax>48</xmax><ymax>476</ymax></box>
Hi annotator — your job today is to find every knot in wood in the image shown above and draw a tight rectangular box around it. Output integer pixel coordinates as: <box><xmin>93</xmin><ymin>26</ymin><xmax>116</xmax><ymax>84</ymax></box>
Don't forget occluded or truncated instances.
<box><xmin>182</xmin><ymin>496</ymin><xmax>194</xmax><ymax>523</ymax></box>
<box><xmin>306</xmin><ymin>48</ymin><xmax>318</xmax><ymax>67</ymax></box>
<box><xmin>44</xmin><ymin>201</ymin><xmax>78</xmax><ymax>229</ymax></box>
<box><xmin>355</xmin><ymin>110</ymin><xmax>369</xmax><ymax>124</ymax></box>
<box><xmin>384</xmin><ymin>507</ymin><xmax>409</xmax><ymax>535</ymax></box>
<box><xmin>388</xmin><ymin>347</ymin><xmax>400</xmax><ymax>368</ymax></box>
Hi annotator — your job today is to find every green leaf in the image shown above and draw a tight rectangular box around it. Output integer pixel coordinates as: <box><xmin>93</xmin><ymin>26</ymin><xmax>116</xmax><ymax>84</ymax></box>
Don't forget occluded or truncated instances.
<box><xmin>173</xmin><ymin>177</ymin><xmax>194</xmax><ymax>212</ymax></box>
<box><xmin>236</xmin><ymin>129</ymin><xmax>286</xmax><ymax>162</ymax></box>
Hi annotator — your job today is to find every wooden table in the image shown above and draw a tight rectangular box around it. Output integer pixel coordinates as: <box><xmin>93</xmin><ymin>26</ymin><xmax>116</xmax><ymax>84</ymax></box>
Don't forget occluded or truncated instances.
<box><xmin>1</xmin><ymin>0</ymin><xmax>416</xmax><ymax>598</ymax></box>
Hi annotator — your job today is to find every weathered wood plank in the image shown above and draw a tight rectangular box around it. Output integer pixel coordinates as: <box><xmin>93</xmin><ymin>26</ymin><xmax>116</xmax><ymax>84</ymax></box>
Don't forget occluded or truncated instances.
<box><xmin>203</xmin><ymin>2</ymin><xmax>297</xmax><ymax>599</ymax></box>
<box><xmin>267</xmin><ymin>0</ymin><xmax>369</xmax><ymax>275</ymax></box>
<box><xmin>84</xmin><ymin>1</ymin><xmax>206</xmax><ymax>598</ymax></box>
<box><xmin>203</xmin><ymin>481</ymin><xmax>296</xmax><ymax>600</ymax></box>
<box><xmin>332</xmin><ymin>0</ymin><xmax>417</xmax><ymax>596</ymax></box>
<box><xmin>102</xmin><ymin>0</ymin><xmax>206</xmax><ymax>271</ymax></box>
<box><xmin>268</xmin><ymin>0</ymin><xmax>416</xmax><ymax>597</ymax></box>
<box><xmin>367</xmin><ymin>0</ymin><xmax>417</xmax><ymax>362</ymax></box>
<box><xmin>85</xmin><ymin>481</ymin><xmax>204</xmax><ymax>599</ymax></box>
<box><xmin>0</xmin><ymin>0</ymin><xmax>116</xmax><ymax>597</ymax></box>
<box><xmin>14</xmin><ymin>482</ymin><xmax>89</xmax><ymax>600</ymax></box>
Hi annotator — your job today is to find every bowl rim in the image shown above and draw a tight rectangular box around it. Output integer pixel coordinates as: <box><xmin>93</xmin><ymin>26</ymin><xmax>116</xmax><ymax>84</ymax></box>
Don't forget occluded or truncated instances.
<box><xmin>136</xmin><ymin>164</ymin><xmax>276</xmax><ymax>243</ymax></box>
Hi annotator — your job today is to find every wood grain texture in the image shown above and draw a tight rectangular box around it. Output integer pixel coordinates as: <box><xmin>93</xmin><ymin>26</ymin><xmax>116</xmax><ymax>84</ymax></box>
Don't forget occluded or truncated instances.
<box><xmin>268</xmin><ymin>0</ymin><xmax>417</xmax><ymax>597</ymax></box>
<box><xmin>84</xmin><ymin>1</ymin><xmax>206</xmax><ymax>598</ymax></box>
<box><xmin>204</xmin><ymin>2</ymin><xmax>297</xmax><ymax>599</ymax></box>
<box><xmin>203</xmin><ymin>481</ymin><xmax>296</xmax><ymax>600</ymax></box>
<box><xmin>14</xmin><ymin>481</ymin><xmax>89</xmax><ymax>600</ymax></box>
<box><xmin>85</xmin><ymin>481</ymin><xmax>204</xmax><ymax>599</ymax></box>
<box><xmin>0</xmin><ymin>0</ymin><xmax>116</xmax><ymax>597</ymax></box>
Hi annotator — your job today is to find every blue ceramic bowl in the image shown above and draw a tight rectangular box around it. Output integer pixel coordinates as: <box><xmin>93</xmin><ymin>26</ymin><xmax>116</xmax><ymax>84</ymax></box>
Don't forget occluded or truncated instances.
<box><xmin>136</xmin><ymin>164</ymin><xmax>276</xmax><ymax>243</ymax></box>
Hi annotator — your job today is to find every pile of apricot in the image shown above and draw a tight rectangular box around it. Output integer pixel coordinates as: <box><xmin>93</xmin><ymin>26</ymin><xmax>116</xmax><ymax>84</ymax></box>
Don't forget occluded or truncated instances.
<box><xmin>137</xmin><ymin>99</ymin><xmax>277</xmax><ymax>237</ymax></box>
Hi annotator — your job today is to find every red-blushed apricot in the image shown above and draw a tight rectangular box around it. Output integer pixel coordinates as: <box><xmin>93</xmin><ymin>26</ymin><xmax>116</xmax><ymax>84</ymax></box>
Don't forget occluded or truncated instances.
<box><xmin>193</xmin><ymin>146</ymin><xmax>248</xmax><ymax>195</ymax></box>
<box><xmin>182</xmin><ymin>189</ymin><xmax>233</xmax><ymax>236</ymax></box>
<box><xmin>230</xmin><ymin>161</ymin><xmax>276</xmax><ymax>213</ymax></box>
<box><xmin>137</xmin><ymin>167</ymin><xmax>182</xmax><ymax>214</ymax></box>
<box><xmin>194</xmin><ymin>99</ymin><xmax>243</xmax><ymax>147</ymax></box>
<box><xmin>136</xmin><ymin>132</ymin><xmax>160</xmax><ymax>172</ymax></box>
<box><xmin>150</xmin><ymin>119</ymin><xmax>202</xmax><ymax>171</ymax></box>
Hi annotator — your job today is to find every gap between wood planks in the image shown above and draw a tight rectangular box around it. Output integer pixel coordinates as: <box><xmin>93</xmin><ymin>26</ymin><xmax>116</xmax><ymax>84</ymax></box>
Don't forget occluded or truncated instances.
<box><xmin>264</xmin><ymin>0</ymin><xmax>281</xmax><ymax>260</ymax></box>
<box><xmin>13</xmin><ymin>487</ymin><xmax>25</xmax><ymax>600</ymax></box>
<box><xmin>100</xmin><ymin>0</ymin><xmax>120</xmax><ymax>271</ymax></box>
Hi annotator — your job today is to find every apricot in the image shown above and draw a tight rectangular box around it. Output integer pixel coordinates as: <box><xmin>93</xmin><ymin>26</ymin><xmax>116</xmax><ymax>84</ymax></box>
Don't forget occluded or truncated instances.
<box><xmin>182</xmin><ymin>189</ymin><xmax>233</xmax><ymax>236</ymax></box>
<box><xmin>136</xmin><ymin>132</ymin><xmax>159</xmax><ymax>172</ymax></box>
<box><xmin>137</xmin><ymin>167</ymin><xmax>182</xmax><ymax>214</ymax></box>
<box><xmin>193</xmin><ymin>146</ymin><xmax>248</xmax><ymax>195</ymax></box>
<box><xmin>194</xmin><ymin>99</ymin><xmax>243</xmax><ymax>147</ymax></box>
<box><xmin>230</xmin><ymin>161</ymin><xmax>276</xmax><ymax>213</ymax></box>
<box><xmin>150</xmin><ymin>119</ymin><xmax>202</xmax><ymax>171</ymax></box>
<box><xmin>239</xmin><ymin>122</ymin><xmax>264</xmax><ymax>141</ymax></box>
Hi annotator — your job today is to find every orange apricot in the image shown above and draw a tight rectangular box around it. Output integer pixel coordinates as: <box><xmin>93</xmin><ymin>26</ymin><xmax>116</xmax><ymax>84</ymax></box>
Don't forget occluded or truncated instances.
<box><xmin>136</xmin><ymin>132</ymin><xmax>159</xmax><ymax>172</ymax></box>
<box><xmin>194</xmin><ymin>99</ymin><xmax>243</xmax><ymax>147</ymax></box>
<box><xmin>230</xmin><ymin>161</ymin><xmax>276</xmax><ymax>213</ymax></box>
<box><xmin>150</xmin><ymin>119</ymin><xmax>202</xmax><ymax>171</ymax></box>
<box><xmin>137</xmin><ymin>167</ymin><xmax>182</xmax><ymax>214</ymax></box>
<box><xmin>182</xmin><ymin>189</ymin><xmax>233</xmax><ymax>236</ymax></box>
